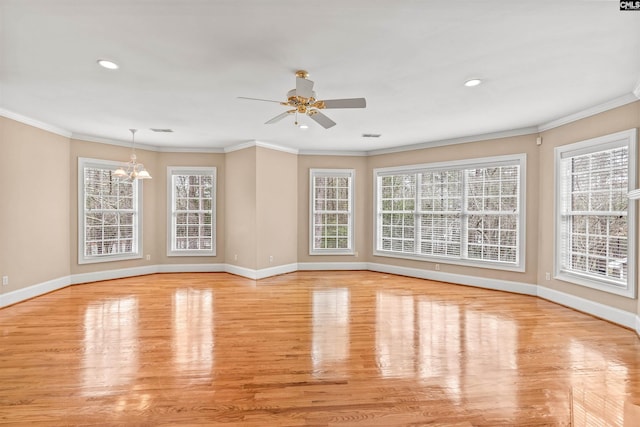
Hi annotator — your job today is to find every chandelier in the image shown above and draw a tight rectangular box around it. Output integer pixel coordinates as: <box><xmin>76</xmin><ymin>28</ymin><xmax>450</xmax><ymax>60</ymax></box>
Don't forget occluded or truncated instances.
<box><xmin>114</xmin><ymin>129</ymin><xmax>152</xmax><ymax>180</ymax></box>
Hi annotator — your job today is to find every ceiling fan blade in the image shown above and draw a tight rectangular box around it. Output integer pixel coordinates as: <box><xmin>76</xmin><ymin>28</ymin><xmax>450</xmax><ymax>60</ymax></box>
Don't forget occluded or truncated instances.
<box><xmin>296</xmin><ymin>77</ymin><xmax>314</xmax><ymax>98</ymax></box>
<box><xmin>237</xmin><ymin>96</ymin><xmax>283</xmax><ymax>104</ymax></box>
<box><xmin>265</xmin><ymin>111</ymin><xmax>293</xmax><ymax>124</ymax></box>
<box><xmin>319</xmin><ymin>98</ymin><xmax>367</xmax><ymax>109</ymax></box>
<box><xmin>308</xmin><ymin>110</ymin><xmax>336</xmax><ymax>129</ymax></box>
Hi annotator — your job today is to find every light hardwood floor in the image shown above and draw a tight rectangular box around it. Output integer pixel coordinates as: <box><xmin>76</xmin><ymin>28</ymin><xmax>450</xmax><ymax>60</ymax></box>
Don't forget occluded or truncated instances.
<box><xmin>1</xmin><ymin>271</ymin><xmax>639</xmax><ymax>426</ymax></box>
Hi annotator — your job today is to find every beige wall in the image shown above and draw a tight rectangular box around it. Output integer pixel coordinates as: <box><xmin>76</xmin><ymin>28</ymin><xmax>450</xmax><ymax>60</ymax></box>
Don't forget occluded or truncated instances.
<box><xmin>367</xmin><ymin>134</ymin><xmax>541</xmax><ymax>286</ymax></box>
<box><xmin>0</xmin><ymin>117</ymin><xmax>71</xmax><ymax>292</ymax></box>
<box><xmin>538</xmin><ymin>102</ymin><xmax>640</xmax><ymax>313</ymax></box>
<box><xmin>224</xmin><ymin>147</ymin><xmax>257</xmax><ymax>269</ymax></box>
<box><xmin>156</xmin><ymin>151</ymin><xmax>225</xmax><ymax>265</ymax></box>
<box><xmin>297</xmin><ymin>155</ymin><xmax>369</xmax><ymax>263</ymax></box>
<box><xmin>224</xmin><ymin>146</ymin><xmax>298</xmax><ymax>270</ymax></box>
<box><xmin>256</xmin><ymin>147</ymin><xmax>298</xmax><ymax>269</ymax></box>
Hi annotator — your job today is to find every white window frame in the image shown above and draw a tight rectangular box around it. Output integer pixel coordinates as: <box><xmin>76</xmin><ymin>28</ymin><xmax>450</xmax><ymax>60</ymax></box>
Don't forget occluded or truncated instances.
<box><xmin>554</xmin><ymin>129</ymin><xmax>637</xmax><ymax>298</ymax></box>
<box><xmin>167</xmin><ymin>166</ymin><xmax>216</xmax><ymax>257</ymax></box>
<box><xmin>373</xmin><ymin>154</ymin><xmax>526</xmax><ymax>271</ymax></box>
<box><xmin>309</xmin><ymin>169</ymin><xmax>355</xmax><ymax>255</ymax></box>
<box><xmin>78</xmin><ymin>157</ymin><xmax>143</xmax><ymax>264</ymax></box>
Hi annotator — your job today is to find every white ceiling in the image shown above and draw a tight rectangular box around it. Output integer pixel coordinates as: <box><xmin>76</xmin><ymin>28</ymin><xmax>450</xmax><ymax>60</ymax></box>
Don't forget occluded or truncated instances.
<box><xmin>1</xmin><ymin>0</ymin><xmax>639</xmax><ymax>153</ymax></box>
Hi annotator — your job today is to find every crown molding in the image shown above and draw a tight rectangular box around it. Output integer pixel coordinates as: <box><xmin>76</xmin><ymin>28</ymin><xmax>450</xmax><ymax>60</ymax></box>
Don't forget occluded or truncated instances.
<box><xmin>0</xmin><ymin>108</ymin><xmax>72</xmax><ymax>138</ymax></box>
<box><xmin>71</xmin><ymin>133</ymin><xmax>160</xmax><ymax>151</ymax></box>
<box><xmin>299</xmin><ymin>149</ymin><xmax>366</xmax><ymax>156</ymax></box>
<box><xmin>633</xmin><ymin>78</ymin><xmax>640</xmax><ymax>99</ymax></box>
<box><xmin>224</xmin><ymin>140</ymin><xmax>298</xmax><ymax>155</ymax></box>
<box><xmin>537</xmin><ymin>93</ymin><xmax>638</xmax><ymax>132</ymax></box>
<box><xmin>365</xmin><ymin>126</ymin><xmax>539</xmax><ymax>156</ymax></box>
<box><xmin>71</xmin><ymin>133</ymin><xmax>224</xmax><ymax>153</ymax></box>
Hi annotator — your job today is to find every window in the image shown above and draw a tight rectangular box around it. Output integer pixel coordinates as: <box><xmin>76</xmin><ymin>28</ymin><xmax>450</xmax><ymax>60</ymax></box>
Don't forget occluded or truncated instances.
<box><xmin>167</xmin><ymin>167</ymin><xmax>216</xmax><ymax>256</ymax></box>
<box><xmin>555</xmin><ymin>129</ymin><xmax>637</xmax><ymax>297</ymax></box>
<box><xmin>310</xmin><ymin>169</ymin><xmax>355</xmax><ymax>255</ymax></box>
<box><xmin>78</xmin><ymin>157</ymin><xmax>142</xmax><ymax>264</ymax></box>
<box><xmin>374</xmin><ymin>154</ymin><xmax>525</xmax><ymax>271</ymax></box>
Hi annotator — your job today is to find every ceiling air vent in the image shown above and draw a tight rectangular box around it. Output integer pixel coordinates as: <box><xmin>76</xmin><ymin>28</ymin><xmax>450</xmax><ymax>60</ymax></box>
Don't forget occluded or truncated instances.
<box><xmin>150</xmin><ymin>128</ymin><xmax>174</xmax><ymax>133</ymax></box>
<box><xmin>362</xmin><ymin>133</ymin><xmax>381</xmax><ymax>138</ymax></box>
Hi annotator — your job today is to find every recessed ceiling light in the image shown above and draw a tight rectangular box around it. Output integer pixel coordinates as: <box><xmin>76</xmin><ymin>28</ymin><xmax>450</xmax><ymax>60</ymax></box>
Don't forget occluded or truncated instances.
<box><xmin>97</xmin><ymin>59</ymin><xmax>119</xmax><ymax>70</ymax></box>
<box><xmin>464</xmin><ymin>78</ymin><xmax>482</xmax><ymax>87</ymax></box>
<box><xmin>299</xmin><ymin>124</ymin><xmax>309</xmax><ymax>129</ymax></box>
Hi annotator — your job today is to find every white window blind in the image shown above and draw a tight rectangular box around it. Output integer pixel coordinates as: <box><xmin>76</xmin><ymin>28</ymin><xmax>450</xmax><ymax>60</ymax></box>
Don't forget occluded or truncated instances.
<box><xmin>555</xmin><ymin>129</ymin><xmax>637</xmax><ymax>297</ymax></box>
<box><xmin>375</xmin><ymin>154</ymin><xmax>525</xmax><ymax>271</ymax></box>
<box><xmin>168</xmin><ymin>167</ymin><xmax>216</xmax><ymax>256</ymax></box>
<box><xmin>310</xmin><ymin>169</ymin><xmax>355</xmax><ymax>255</ymax></box>
<box><xmin>79</xmin><ymin>158</ymin><xmax>142</xmax><ymax>264</ymax></box>
<box><xmin>465</xmin><ymin>165</ymin><xmax>519</xmax><ymax>264</ymax></box>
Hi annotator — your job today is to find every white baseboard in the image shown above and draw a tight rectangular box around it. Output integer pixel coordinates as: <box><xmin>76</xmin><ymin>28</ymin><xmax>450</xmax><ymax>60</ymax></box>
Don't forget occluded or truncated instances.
<box><xmin>367</xmin><ymin>262</ymin><xmax>538</xmax><ymax>296</ymax></box>
<box><xmin>224</xmin><ymin>264</ymin><xmax>259</xmax><ymax>280</ymax></box>
<box><xmin>0</xmin><ymin>276</ymin><xmax>71</xmax><ymax>308</ymax></box>
<box><xmin>70</xmin><ymin>266</ymin><xmax>158</xmax><ymax>285</ymax></box>
<box><xmin>537</xmin><ymin>286</ymin><xmax>637</xmax><ymax>330</ymax></box>
<box><xmin>157</xmin><ymin>263</ymin><xmax>225</xmax><ymax>273</ymax></box>
<box><xmin>255</xmin><ymin>263</ymin><xmax>298</xmax><ymax>280</ymax></box>
<box><xmin>225</xmin><ymin>262</ymin><xmax>299</xmax><ymax>280</ymax></box>
<box><xmin>298</xmin><ymin>262</ymin><xmax>369</xmax><ymax>271</ymax></box>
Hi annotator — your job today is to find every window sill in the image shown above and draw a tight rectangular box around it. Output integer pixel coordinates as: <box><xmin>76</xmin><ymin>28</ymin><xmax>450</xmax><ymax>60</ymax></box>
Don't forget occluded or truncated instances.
<box><xmin>79</xmin><ymin>253</ymin><xmax>142</xmax><ymax>264</ymax></box>
<box><xmin>373</xmin><ymin>250</ymin><xmax>525</xmax><ymax>272</ymax></box>
<box><xmin>309</xmin><ymin>250</ymin><xmax>355</xmax><ymax>256</ymax></box>
<box><xmin>554</xmin><ymin>270</ymin><xmax>635</xmax><ymax>298</ymax></box>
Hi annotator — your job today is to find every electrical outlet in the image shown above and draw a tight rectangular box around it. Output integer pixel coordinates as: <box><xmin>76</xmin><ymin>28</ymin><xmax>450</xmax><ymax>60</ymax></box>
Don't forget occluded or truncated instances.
<box><xmin>545</xmin><ymin>272</ymin><xmax>551</xmax><ymax>281</ymax></box>
<box><xmin>234</xmin><ymin>254</ymin><xmax>238</xmax><ymax>261</ymax></box>
<box><xmin>354</xmin><ymin>251</ymin><xmax>359</xmax><ymax>257</ymax></box>
<box><xmin>2</xmin><ymin>276</ymin><xmax>8</xmax><ymax>286</ymax></box>
<box><xmin>269</xmin><ymin>255</ymin><xmax>274</xmax><ymax>263</ymax></box>
<box><xmin>146</xmin><ymin>254</ymin><xmax>151</xmax><ymax>261</ymax></box>
<box><xmin>435</xmin><ymin>264</ymin><xmax>440</xmax><ymax>271</ymax></box>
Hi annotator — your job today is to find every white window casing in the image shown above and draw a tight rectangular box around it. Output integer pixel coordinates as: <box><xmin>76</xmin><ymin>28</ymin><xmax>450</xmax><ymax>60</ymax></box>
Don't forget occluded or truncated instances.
<box><xmin>554</xmin><ymin>129</ymin><xmax>637</xmax><ymax>298</ymax></box>
<box><xmin>78</xmin><ymin>157</ymin><xmax>143</xmax><ymax>264</ymax></box>
<box><xmin>167</xmin><ymin>167</ymin><xmax>216</xmax><ymax>257</ymax></box>
<box><xmin>373</xmin><ymin>154</ymin><xmax>526</xmax><ymax>272</ymax></box>
<box><xmin>310</xmin><ymin>169</ymin><xmax>355</xmax><ymax>255</ymax></box>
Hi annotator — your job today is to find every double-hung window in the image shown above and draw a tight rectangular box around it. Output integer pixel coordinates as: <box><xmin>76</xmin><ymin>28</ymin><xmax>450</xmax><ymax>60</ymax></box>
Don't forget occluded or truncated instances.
<box><xmin>310</xmin><ymin>169</ymin><xmax>355</xmax><ymax>255</ymax></box>
<box><xmin>374</xmin><ymin>154</ymin><xmax>525</xmax><ymax>271</ymax></box>
<box><xmin>555</xmin><ymin>129</ymin><xmax>637</xmax><ymax>297</ymax></box>
<box><xmin>79</xmin><ymin>157</ymin><xmax>142</xmax><ymax>264</ymax></box>
<box><xmin>167</xmin><ymin>167</ymin><xmax>216</xmax><ymax>256</ymax></box>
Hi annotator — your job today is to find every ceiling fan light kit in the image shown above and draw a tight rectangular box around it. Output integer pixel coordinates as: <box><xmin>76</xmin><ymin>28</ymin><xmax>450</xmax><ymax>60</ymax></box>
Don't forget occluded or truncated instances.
<box><xmin>239</xmin><ymin>70</ymin><xmax>366</xmax><ymax>129</ymax></box>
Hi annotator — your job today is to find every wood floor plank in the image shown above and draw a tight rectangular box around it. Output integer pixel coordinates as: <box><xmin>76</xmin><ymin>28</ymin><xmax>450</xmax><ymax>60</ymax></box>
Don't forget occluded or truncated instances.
<box><xmin>1</xmin><ymin>271</ymin><xmax>639</xmax><ymax>426</ymax></box>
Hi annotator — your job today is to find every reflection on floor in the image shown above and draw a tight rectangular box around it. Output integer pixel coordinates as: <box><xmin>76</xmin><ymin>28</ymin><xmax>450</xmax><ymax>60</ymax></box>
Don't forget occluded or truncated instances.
<box><xmin>0</xmin><ymin>271</ymin><xmax>639</xmax><ymax>426</ymax></box>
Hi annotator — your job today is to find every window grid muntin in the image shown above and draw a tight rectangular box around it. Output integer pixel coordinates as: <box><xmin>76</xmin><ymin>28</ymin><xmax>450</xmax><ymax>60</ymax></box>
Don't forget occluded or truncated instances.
<box><xmin>418</xmin><ymin>170</ymin><xmax>462</xmax><ymax>257</ymax></box>
<box><xmin>171</xmin><ymin>172</ymin><xmax>215</xmax><ymax>253</ymax></box>
<box><xmin>311</xmin><ymin>170</ymin><xmax>354</xmax><ymax>253</ymax></box>
<box><xmin>83</xmin><ymin>166</ymin><xmax>138</xmax><ymax>257</ymax></box>
<box><xmin>380</xmin><ymin>174</ymin><xmax>416</xmax><ymax>254</ymax></box>
<box><xmin>464</xmin><ymin>166</ymin><xmax>520</xmax><ymax>264</ymax></box>
<box><xmin>560</xmin><ymin>147</ymin><xmax>629</xmax><ymax>284</ymax></box>
<box><xmin>375</xmin><ymin>157</ymin><xmax>523</xmax><ymax>269</ymax></box>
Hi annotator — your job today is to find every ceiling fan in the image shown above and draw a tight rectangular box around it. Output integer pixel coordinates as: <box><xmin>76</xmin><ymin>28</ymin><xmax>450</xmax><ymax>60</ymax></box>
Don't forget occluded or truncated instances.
<box><xmin>238</xmin><ymin>70</ymin><xmax>366</xmax><ymax>129</ymax></box>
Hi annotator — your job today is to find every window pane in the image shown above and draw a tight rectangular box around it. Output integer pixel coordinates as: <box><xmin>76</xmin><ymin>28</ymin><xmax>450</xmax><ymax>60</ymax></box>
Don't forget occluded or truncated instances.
<box><xmin>311</xmin><ymin>170</ymin><xmax>353</xmax><ymax>252</ymax></box>
<box><xmin>82</xmin><ymin>164</ymin><xmax>138</xmax><ymax>259</ymax></box>
<box><xmin>170</xmin><ymin>169</ymin><xmax>215</xmax><ymax>254</ymax></box>
<box><xmin>376</xmin><ymin>159</ymin><xmax>522</xmax><ymax>268</ymax></box>
<box><xmin>559</xmin><ymin>144</ymin><xmax>629</xmax><ymax>285</ymax></box>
